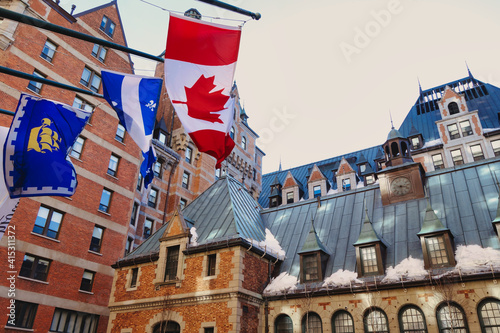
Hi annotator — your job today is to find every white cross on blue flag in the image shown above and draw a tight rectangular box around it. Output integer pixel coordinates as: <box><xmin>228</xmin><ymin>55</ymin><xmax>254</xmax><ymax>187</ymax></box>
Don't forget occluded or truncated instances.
<box><xmin>101</xmin><ymin>70</ymin><xmax>163</xmax><ymax>189</ymax></box>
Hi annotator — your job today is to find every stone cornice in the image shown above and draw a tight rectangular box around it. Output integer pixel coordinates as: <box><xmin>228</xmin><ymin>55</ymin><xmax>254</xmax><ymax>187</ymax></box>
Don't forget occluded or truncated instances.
<box><xmin>109</xmin><ymin>291</ymin><xmax>263</xmax><ymax>312</ymax></box>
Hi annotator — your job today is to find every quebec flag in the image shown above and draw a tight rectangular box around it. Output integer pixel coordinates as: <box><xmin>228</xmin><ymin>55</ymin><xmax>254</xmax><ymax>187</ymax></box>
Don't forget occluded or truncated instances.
<box><xmin>3</xmin><ymin>93</ymin><xmax>92</xmax><ymax>198</ymax></box>
<box><xmin>101</xmin><ymin>70</ymin><xmax>162</xmax><ymax>189</ymax></box>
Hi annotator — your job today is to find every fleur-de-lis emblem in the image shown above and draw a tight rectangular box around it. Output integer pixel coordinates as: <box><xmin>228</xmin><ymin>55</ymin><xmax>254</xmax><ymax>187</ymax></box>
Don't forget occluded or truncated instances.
<box><xmin>145</xmin><ymin>100</ymin><xmax>156</xmax><ymax>112</ymax></box>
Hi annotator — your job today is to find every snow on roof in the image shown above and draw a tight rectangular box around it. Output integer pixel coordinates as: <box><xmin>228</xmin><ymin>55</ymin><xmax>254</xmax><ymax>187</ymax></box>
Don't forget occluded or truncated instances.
<box><xmin>263</xmin><ymin>272</ymin><xmax>298</xmax><ymax>296</ymax></box>
<box><xmin>382</xmin><ymin>256</ymin><xmax>428</xmax><ymax>283</ymax></box>
<box><xmin>323</xmin><ymin>269</ymin><xmax>362</xmax><ymax>288</ymax></box>
<box><xmin>454</xmin><ymin>244</ymin><xmax>500</xmax><ymax>274</ymax></box>
<box><xmin>247</xmin><ymin>228</ymin><xmax>286</xmax><ymax>260</ymax></box>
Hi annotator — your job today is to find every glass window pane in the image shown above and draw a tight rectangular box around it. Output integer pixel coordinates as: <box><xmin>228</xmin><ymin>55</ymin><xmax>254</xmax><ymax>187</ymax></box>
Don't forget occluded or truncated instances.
<box><xmin>333</xmin><ymin>311</ymin><xmax>354</xmax><ymax>333</ymax></box>
<box><xmin>365</xmin><ymin>309</ymin><xmax>389</xmax><ymax>333</ymax></box>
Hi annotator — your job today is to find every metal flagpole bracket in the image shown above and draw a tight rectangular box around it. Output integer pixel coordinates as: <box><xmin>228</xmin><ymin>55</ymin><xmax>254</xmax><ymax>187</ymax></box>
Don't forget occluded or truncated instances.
<box><xmin>196</xmin><ymin>0</ymin><xmax>261</xmax><ymax>20</ymax></box>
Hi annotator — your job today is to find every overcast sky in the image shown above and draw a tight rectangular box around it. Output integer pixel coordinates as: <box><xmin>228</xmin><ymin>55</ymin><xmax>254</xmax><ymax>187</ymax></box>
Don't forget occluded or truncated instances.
<box><xmin>65</xmin><ymin>0</ymin><xmax>500</xmax><ymax>174</ymax></box>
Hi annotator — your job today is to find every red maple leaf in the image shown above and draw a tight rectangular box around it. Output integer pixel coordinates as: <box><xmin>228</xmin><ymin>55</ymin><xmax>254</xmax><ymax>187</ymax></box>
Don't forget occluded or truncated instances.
<box><xmin>172</xmin><ymin>75</ymin><xmax>229</xmax><ymax>124</ymax></box>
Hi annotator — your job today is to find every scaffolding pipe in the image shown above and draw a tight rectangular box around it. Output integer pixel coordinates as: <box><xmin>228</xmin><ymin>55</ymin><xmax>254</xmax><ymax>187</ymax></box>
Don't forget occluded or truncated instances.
<box><xmin>0</xmin><ymin>65</ymin><xmax>104</xmax><ymax>98</ymax></box>
<box><xmin>196</xmin><ymin>0</ymin><xmax>261</xmax><ymax>20</ymax></box>
<box><xmin>0</xmin><ymin>7</ymin><xmax>164</xmax><ymax>63</ymax></box>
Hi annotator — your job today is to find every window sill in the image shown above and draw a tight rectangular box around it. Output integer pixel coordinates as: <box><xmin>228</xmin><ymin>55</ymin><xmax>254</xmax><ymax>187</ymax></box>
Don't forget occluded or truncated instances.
<box><xmin>106</xmin><ymin>173</ymin><xmax>119</xmax><ymax>180</ymax></box>
<box><xmin>97</xmin><ymin>209</ymin><xmax>111</xmax><ymax>216</ymax></box>
<box><xmin>88</xmin><ymin>250</ymin><xmax>103</xmax><ymax>256</ymax></box>
<box><xmin>203</xmin><ymin>275</ymin><xmax>217</xmax><ymax>281</ymax></box>
<box><xmin>30</xmin><ymin>232</ymin><xmax>60</xmax><ymax>243</ymax></box>
<box><xmin>4</xmin><ymin>326</ymin><xmax>34</xmax><ymax>331</ymax></box>
<box><xmin>18</xmin><ymin>276</ymin><xmax>49</xmax><ymax>285</ymax></box>
<box><xmin>78</xmin><ymin>289</ymin><xmax>94</xmax><ymax>295</ymax></box>
<box><xmin>26</xmin><ymin>88</ymin><xmax>42</xmax><ymax>96</ymax></box>
<box><xmin>126</xmin><ymin>286</ymin><xmax>138</xmax><ymax>292</ymax></box>
<box><xmin>114</xmin><ymin>138</ymin><xmax>126</xmax><ymax>145</ymax></box>
<box><xmin>39</xmin><ymin>55</ymin><xmax>54</xmax><ymax>66</ymax></box>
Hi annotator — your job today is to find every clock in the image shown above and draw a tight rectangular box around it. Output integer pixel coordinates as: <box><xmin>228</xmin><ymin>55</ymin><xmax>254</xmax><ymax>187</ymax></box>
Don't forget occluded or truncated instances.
<box><xmin>390</xmin><ymin>177</ymin><xmax>412</xmax><ymax>196</ymax></box>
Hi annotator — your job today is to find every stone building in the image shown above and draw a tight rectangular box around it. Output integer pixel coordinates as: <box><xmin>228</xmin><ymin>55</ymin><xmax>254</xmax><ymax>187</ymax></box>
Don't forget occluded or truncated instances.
<box><xmin>107</xmin><ymin>73</ymin><xmax>500</xmax><ymax>332</ymax></box>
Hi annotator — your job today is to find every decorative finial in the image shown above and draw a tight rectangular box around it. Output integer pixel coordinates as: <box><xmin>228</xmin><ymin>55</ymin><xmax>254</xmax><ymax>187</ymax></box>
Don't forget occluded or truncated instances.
<box><xmin>389</xmin><ymin>110</ymin><xmax>394</xmax><ymax>129</ymax></box>
<box><xmin>417</xmin><ymin>76</ymin><xmax>422</xmax><ymax>94</ymax></box>
<box><xmin>279</xmin><ymin>157</ymin><xmax>282</xmax><ymax>172</ymax></box>
<box><xmin>465</xmin><ymin>61</ymin><xmax>474</xmax><ymax>78</ymax></box>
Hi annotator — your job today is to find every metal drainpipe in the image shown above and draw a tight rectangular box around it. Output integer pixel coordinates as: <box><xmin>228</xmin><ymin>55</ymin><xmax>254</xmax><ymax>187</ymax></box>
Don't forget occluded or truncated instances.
<box><xmin>162</xmin><ymin>159</ymin><xmax>179</xmax><ymax>225</ymax></box>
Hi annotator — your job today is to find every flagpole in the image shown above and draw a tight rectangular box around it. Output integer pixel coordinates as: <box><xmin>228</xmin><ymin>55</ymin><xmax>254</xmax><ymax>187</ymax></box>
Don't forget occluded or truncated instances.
<box><xmin>196</xmin><ymin>0</ymin><xmax>261</xmax><ymax>20</ymax></box>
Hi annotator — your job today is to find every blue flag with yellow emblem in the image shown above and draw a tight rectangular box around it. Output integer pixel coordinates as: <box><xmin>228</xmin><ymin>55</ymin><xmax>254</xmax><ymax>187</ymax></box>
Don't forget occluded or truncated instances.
<box><xmin>3</xmin><ymin>93</ymin><xmax>91</xmax><ymax>198</ymax></box>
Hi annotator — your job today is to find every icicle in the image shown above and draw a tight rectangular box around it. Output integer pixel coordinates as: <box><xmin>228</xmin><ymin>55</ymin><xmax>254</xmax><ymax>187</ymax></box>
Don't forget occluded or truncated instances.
<box><xmin>458</xmin><ymin>267</ymin><xmax>463</xmax><ymax>281</ymax></box>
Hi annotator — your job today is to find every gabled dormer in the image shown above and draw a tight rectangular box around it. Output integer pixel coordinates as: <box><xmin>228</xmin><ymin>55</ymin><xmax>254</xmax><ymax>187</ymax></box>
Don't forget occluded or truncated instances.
<box><xmin>408</xmin><ymin>123</ymin><xmax>424</xmax><ymax>150</ymax></box>
<box><xmin>356</xmin><ymin>153</ymin><xmax>376</xmax><ymax>186</ymax></box>
<box><xmin>269</xmin><ymin>175</ymin><xmax>282</xmax><ymax>208</ymax></box>
<box><xmin>374</xmin><ymin>148</ymin><xmax>386</xmax><ymax>171</ymax></box>
<box><xmin>336</xmin><ymin>157</ymin><xmax>357</xmax><ymax>192</ymax></box>
<box><xmin>307</xmin><ymin>164</ymin><xmax>329</xmax><ymax>199</ymax></box>
<box><xmin>155</xmin><ymin>209</ymin><xmax>192</xmax><ymax>286</ymax></box>
<box><xmin>417</xmin><ymin>200</ymin><xmax>455</xmax><ymax>269</ymax></box>
<box><xmin>438</xmin><ymin>85</ymin><xmax>469</xmax><ymax>119</ymax></box>
<box><xmin>298</xmin><ymin>220</ymin><xmax>329</xmax><ymax>283</ymax></box>
<box><xmin>282</xmin><ymin>171</ymin><xmax>303</xmax><ymax>204</ymax></box>
<box><xmin>353</xmin><ymin>209</ymin><xmax>386</xmax><ymax>276</ymax></box>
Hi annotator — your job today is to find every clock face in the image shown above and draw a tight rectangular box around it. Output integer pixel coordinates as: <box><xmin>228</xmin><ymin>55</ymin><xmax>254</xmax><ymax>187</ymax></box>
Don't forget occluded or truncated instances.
<box><xmin>390</xmin><ymin>177</ymin><xmax>412</xmax><ymax>196</ymax></box>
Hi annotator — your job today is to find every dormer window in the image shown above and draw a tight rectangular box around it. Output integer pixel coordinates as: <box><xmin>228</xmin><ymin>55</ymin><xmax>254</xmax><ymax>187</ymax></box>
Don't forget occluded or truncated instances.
<box><xmin>164</xmin><ymin>245</ymin><xmax>180</xmax><ymax>281</ymax></box>
<box><xmin>359</xmin><ymin>164</ymin><xmax>366</xmax><ymax>173</ymax></box>
<box><xmin>342</xmin><ymin>179</ymin><xmax>351</xmax><ymax>191</ymax></box>
<box><xmin>421</xmin><ymin>234</ymin><xmax>455</xmax><ymax>269</ymax></box>
<box><xmin>313</xmin><ymin>185</ymin><xmax>321</xmax><ymax>198</ymax></box>
<box><xmin>365</xmin><ymin>175</ymin><xmax>375</xmax><ymax>185</ymax></box>
<box><xmin>301</xmin><ymin>253</ymin><xmax>319</xmax><ymax>282</ymax></box>
<box><xmin>359</xmin><ymin>245</ymin><xmax>382</xmax><ymax>276</ymax></box>
<box><xmin>448</xmin><ymin>102</ymin><xmax>459</xmax><ymax>115</ymax></box>
<box><xmin>411</xmin><ymin>136</ymin><xmax>420</xmax><ymax>150</ymax></box>
<box><xmin>286</xmin><ymin>192</ymin><xmax>294</xmax><ymax>204</ymax></box>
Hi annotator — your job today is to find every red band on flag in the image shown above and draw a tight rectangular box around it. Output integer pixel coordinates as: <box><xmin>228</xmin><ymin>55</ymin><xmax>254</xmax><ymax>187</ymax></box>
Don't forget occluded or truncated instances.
<box><xmin>189</xmin><ymin>130</ymin><xmax>235</xmax><ymax>168</ymax></box>
<box><xmin>165</xmin><ymin>13</ymin><xmax>241</xmax><ymax>66</ymax></box>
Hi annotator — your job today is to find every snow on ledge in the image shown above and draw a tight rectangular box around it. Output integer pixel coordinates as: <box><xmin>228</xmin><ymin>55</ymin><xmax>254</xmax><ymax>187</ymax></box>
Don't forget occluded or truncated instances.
<box><xmin>454</xmin><ymin>244</ymin><xmax>500</xmax><ymax>274</ymax></box>
<box><xmin>323</xmin><ymin>269</ymin><xmax>362</xmax><ymax>288</ymax></box>
<box><xmin>264</xmin><ymin>272</ymin><xmax>298</xmax><ymax>295</ymax></box>
<box><xmin>190</xmin><ymin>227</ymin><xmax>198</xmax><ymax>246</ymax></box>
<box><xmin>382</xmin><ymin>256</ymin><xmax>427</xmax><ymax>283</ymax></box>
<box><xmin>247</xmin><ymin>228</ymin><xmax>286</xmax><ymax>260</ymax></box>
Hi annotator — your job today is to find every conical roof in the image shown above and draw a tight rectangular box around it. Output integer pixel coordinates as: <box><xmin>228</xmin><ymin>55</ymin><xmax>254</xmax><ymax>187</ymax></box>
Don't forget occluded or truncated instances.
<box><xmin>353</xmin><ymin>209</ymin><xmax>383</xmax><ymax>246</ymax></box>
<box><xmin>298</xmin><ymin>219</ymin><xmax>329</xmax><ymax>254</ymax></box>
<box><xmin>417</xmin><ymin>200</ymin><xmax>449</xmax><ymax>236</ymax></box>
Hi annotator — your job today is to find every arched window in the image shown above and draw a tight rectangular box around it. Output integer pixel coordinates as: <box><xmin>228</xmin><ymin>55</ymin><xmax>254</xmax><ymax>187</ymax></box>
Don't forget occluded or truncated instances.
<box><xmin>391</xmin><ymin>141</ymin><xmax>400</xmax><ymax>157</ymax></box>
<box><xmin>364</xmin><ymin>307</ymin><xmax>389</xmax><ymax>333</ymax></box>
<box><xmin>332</xmin><ymin>310</ymin><xmax>354</xmax><ymax>333</ymax></box>
<box><xmin>230</xmin><ymin>127</ymin><xmax>235</xmax><ymax>140</ymax></box>
<box><xmin>302</xmin><ymin>312</ymin><xmax>322</xmax><ymax>333</ymax></box>
<box><xmin>385</xmin><ymin>145</ymin><xmax>391</xmax><ymax>159</ymax></box>
<box><xmin>436</xmin><ymin>302</ymin><xmax>469</xmax><ymax>333</ymax></box>
<box><xmin>401</xmin><ymin>141</ymin><xmax>409</xmax><ymax>156</ymax></box>
<box><xmin>478</xmin><ymin>298</ymin><xmax>500</xmax><ymax>332</ymax></box>
<box><xmin>399</xmin><ymin>305</ymin><xmax>427</xmax><ymax>333</ymax></box>
<box><xmin>275</xmin><ymin>314</ymin><xmax>293</xmax><ymax>333</ymax></box>
<box><xmin>448</xmin><ymin>102</ymin><xmax>460</xmax><ymax>115</ymax></box>
<box><xmin>153</xmin><ymin>321</ymin><xmax>180</xmax><ymax>333</ymax></box>
<box><xmin>241</xmin><ymin>136</ymin><xmax>247</xmax><ymax>150</ymax></box>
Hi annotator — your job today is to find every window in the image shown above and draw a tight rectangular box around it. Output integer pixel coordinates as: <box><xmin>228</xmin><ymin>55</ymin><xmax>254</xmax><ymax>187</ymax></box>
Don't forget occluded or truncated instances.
<box><xmin>180</xmin><ymin>198</ymin><xmax>187</xmax><ymax>210</ymax></box>
<box><xmin>399</xmin><ymin>305</ymin><xmax>427</xmax><ymax>333</ymax></box>
<box><xmin>80</xmin><ymin>67</ymin><xmax>101</xmax><ymax>92</ymax></box>
<box><xmin>115</xmin><ymin>123</ymin><xmax>125</xmax><ymax>142</ymax></box>
<box><xmin>460</xmin><ymin>120</ymin><xmax>473</xmax><ymax>137</ymax></box>
<box><xmin>154</xmin><ymin>161</ymin><xmax>162</xmax><ymax>178</ymax></box>
<box><xmin>144</xmin><ymin>219</ymin><xmax>153</xmax><ymax>239</ymax></box>
<box><xmin>360</xmin><ymin>246</ymin><xmax>378</xmax><ymax>275</ymax></box>
<box><xmin>207</xmin><ymin>254</ymin><xmax>216</xmax><ymax>276</ymax></box>
<box><xmin>99</xmin><ymin>188</ymin><xmax>112</xmax><ymax>213</ymax></box>
<box><xmin>411</xmin><ymin>136</ymin><xmax>420</xmax><ymax>149</ymax></box>
<box><xmin>33</xmin><ymin>205</ymin><xmax>63</xmax><ymax>239</ymax></box>
<box><xmin>73</xmin><ymin>96</ymin><xmax>94</xmax><ymax>113</ymax></box>
<box><xmin>492</xmin><ymin>140</ymin><xmax>500</xmax><ymax>157</ymax></box>
<box><xmin>204</xmin><ymin>328</ymin><xmax>214</xmax><ymax>333</ymax></box>
<box><xmin>41</xmin><ymin>39</ymin><xmax>57</xmax><ymax>62</ymax></box>
<box><xmin>342</xmin><ymin>178</ymin><xmax>351</xmax><ymax>191</ymax></box>
<box><xmin>287</xmin><ymin>192</ymin><xmax>294</xmax><ymax>204</ymax></box>
<box><xmin>182</xmin><ymin>172</ymin><xmax>190</xmax><ymax>189</ymax></box>
<box><xmin>27</xmin><ymin>70</ymin><xmax>44</xmax><ymax>94</ymax></box>
<box><xmin>148</xmin><ymin>188</ymin><xmax>158</xmax><ymax>208</ymax></box>
<box><xmin>125</xmin><ymin>237</ymin><xmax>133</xmax><ymax>255</ymax></box>
<box><xmin>230</xmin><ymin>127</ymin><xmax>235</xmax><ymax>140</ymax></box>
<box><xmin>332</xmin><ymin>310</ymin><xmax>354</xmax><ymax>333</ymax></box>
<box><xmin>478</xmin><ymin>298</ymin><xmax>500</xmax><ymax>333</ymax></box>
<box><xmin>137</xmin><ymin>173</ymin><xmax>143</xmax><ymax>191</ymax></box>
<box><xmin>89</xmin><ymin>226</ymin><xmax>104</xmax><ymax>253</ymax></box>
<box><xmin>365</xmin><ymin>174</ymin><xmax>375</xmax><ymax>185</ymax></box>
<box><xmin>241</xmin><ymin>136</ymin><xmax>247</xmax><ymax>150</ymax></box>
<box><xmin>451</xmin><ymin>149</ymin><xmax>464</xmax><ymax>166</ymax></box>
<box><xmin>130</xmin><ymin>267</ymin><xmax>139</xmax><ymax>288</ymax></box>
<box><xmin>5</xmin><ymin>300</ymin><xmax>38</xmax><ymax>329</ymax></box>
<box><xmin>130</xmin><ymin>202</ymin><xmax>139</xmax><ymax>226</ymax></box>
<box><xmin>50</xmin><ymin>308</ymin><xmax>99</xmax><ymax>333</ymax></box>
<box><xmin>470</xmin><ymin>144</ymin><xmax>484</xmax><ymax>161</ymax></box>
<box><xmin>448</xmin><ymin>102</ymin><xmax>460</xmax><ymax>115</ymax></box>
<box><xmin>165</xmin><ymin>245</ymin><xmax>179</xmax><ymax>281</ymax></box>
<box><xmin>20</xmin><ymin>254</ymin><xmax>51</xmax><ymax>281</ymax></box>
<box><xmin>424</xmin><ymin>235</ymin><xmax>450</xmax><ymax>267</ymax></box>
<box><xmin>275</xmin><ymin>314</ymin><xmax>293</xmax><ymax>333</ymax></box>
<box><xmin>436</xmin><ymin>302</ymin><xmax>469</xmax><ymax>333</ymax></box>
<box><xmin>186</xmin><ymin>146</ymin><xmax>192</xmax><ymax>164</ymax></box>
<box><xmin>91</xmin><ymin>43</ymin><xmax>107</xmax><ymax>62</ymax></box>
<box><xmin>107</xmin><ymin>154</ymin><xmax>119</xmax><ymax>176</ymax></box>
<box><xmin>432</xmin><ymin>153</ymin><xmax>445</xmax><ymax>170</ymax></box>
<box><xmin>360</xmin><ymin>164</ymin><xmax>367</xmax><ymax>173</ymax></box>
<box><xmin>302</xmin><ymin>312</ymin><xmax>322</xmax><ymax>333</ymax></box>
<box><xmin>447</xmin><ymin>123</ymin><xmax>460</xmax><ymax>140</ymax></box>
<box><xmin>215</xmin><ymin>168</ymin><xmax>221</xmax><ymax>179</ymax></box>
<box><xmin>99</xmin><ymin>15</ymin><xmax>116</xmax><ymax>37</ymax></box>
<box><xmin>153</xmin><ymin>321</ymin><xmax>180</xmax><ymax>333</ymax></box>
<box><xmin>364</xmin><ymin>308</ymin><xmax>389</xmax><ymax>333</ymax></box>
<box><xmin>313</xmin><ymin>185</ymin><xmax>321</xmax><ymax>198</ymax></box>
<box><xmin>79</xmin><ymin>270</ymin><xmax>95</xmax><ymax>292</ymax></box>
<box><xmin>302</xmin><ymin>253</ymin><xmax>319</xmax><ymax>282</ymax></box>
<box><xmin>158</xmin><ymin>130</ymin><xmax>167</xmax><ymax>145</ymax></box>
<box><xmin>70</xmin><ymin>136</ymin><xmax>85</xmax><ymax>159</ymax></box>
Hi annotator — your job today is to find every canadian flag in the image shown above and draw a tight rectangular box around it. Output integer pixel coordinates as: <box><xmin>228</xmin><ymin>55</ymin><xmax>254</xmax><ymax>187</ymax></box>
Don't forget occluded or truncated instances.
<box><xmin>164</xmin><ymin>13</ymin><xmax>241</xmax><ymax>169</ymax></box>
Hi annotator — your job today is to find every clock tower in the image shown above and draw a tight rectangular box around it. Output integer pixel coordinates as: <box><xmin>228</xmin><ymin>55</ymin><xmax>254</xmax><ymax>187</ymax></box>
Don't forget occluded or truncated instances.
<box><xmin>377</xmin><ymin>127</ymin><xmax>425</xmax><ymax>205</ymax></box>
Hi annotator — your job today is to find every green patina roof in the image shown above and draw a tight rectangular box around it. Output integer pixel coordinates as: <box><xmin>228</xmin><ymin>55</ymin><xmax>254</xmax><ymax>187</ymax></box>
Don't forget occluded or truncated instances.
<box><xmin>353</xmin><ymin>209</ymin><xmax>383</xmax><ymax>246</ymax></box>
<box><xmin>417</xmin><ymin>200</ymin><xmax>449</xmax><ymax>236</ymax></box>
<box><xmin>298</xmin><ymin>219</ymin><xmax>329</xmax><ymax>254</ymax></box>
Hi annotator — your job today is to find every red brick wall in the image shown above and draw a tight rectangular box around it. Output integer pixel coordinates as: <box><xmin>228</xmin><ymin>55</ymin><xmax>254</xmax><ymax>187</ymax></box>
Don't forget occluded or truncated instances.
<box><xmin>242</xmin><ymin>252</ymin><xmax>272</xmax><ymax>293</ymax></box>
<box><xmin>240</xmin><ymin>302</ymin><xmax>260</xmax><ymax>333</ymax></box>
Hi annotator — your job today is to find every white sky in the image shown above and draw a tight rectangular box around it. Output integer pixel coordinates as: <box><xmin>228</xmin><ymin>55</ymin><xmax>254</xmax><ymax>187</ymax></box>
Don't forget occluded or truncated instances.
<box><xmin>64</xmin><ymin>0</ymin><xmax>500</xmax><ymax>174</ymax></box>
